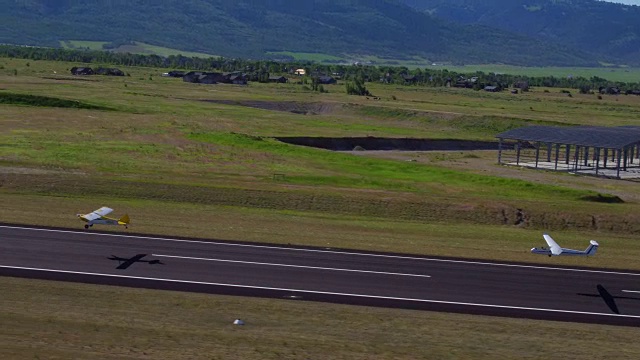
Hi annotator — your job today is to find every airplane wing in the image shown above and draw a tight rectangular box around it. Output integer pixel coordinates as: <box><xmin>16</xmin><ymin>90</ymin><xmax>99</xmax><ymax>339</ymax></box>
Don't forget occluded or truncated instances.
<box><xmin>543</xmin><ymin>234</ymin><xmax>563</xmax><ymax>255</ymax></box>
<box><xmin>83</xmin><ymin>207</ymin><xmax>113</xmax><ymax>221</ymax></box>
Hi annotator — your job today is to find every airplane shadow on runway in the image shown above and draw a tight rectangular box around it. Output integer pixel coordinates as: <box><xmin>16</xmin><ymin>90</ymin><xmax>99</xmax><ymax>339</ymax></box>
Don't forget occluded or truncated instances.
<box><xmin>108</xmin><ymin>254</ymin><xmax>164</xmax><ymax>270</ymax></box>
<box><xmin>577</xmin><ymin>284</ymin><xmax>640</xmax><ymax>314</ymax></box>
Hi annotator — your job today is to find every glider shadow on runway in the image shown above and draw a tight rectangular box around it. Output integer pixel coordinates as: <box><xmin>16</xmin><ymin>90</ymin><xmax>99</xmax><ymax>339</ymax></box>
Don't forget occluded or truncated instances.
<box><xmin>577</xmin><ymin>284</ymin><xmax>640</xmax><ymax>314</ymax></box>
<box><xmin>108</xmin><ymin>254</ymin><xmax>164</xmax><ymax>270</ymax></box>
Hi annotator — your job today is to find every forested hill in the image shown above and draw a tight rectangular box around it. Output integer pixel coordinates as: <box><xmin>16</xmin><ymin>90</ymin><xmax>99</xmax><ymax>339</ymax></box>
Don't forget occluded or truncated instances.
<box><xmin>400</xmin><ymin>0</ymin><xmax>640</xmax><ymax>64</ymax></box>
<box><xmin>0</xmin><ymin>0</ymin><xmax>600</xmax><ymax>66</ymax></box>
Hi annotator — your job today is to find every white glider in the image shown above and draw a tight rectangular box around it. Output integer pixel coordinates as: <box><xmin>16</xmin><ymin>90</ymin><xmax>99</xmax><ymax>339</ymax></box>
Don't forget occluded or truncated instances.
<box><xmin>531</xmin><ymin>234</ymin><xmax>598</xmax><ymax>257</ymax></box>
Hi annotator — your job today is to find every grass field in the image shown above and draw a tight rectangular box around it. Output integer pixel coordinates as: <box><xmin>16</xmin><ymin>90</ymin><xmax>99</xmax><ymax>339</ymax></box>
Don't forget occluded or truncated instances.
<box><xmin>267</xmin><ymin>51</ymin><xmax>347</xmax><ymax>62</ymax></box>
<box><xmin>2</xmin><ymin>57</ymin><xmax>640</xmax><ymax>245</ymax></box>
<box><xmin>60</xmin><ymin>40</ymin><xmax>108</xmax><ymax>51</ymax></box>
<box><xmin>3</xmin><ymin>57</ymin><xmax>640</xmax><ymax>358</ymax></box>
<box><xmin>3</xmin><ymin>277</ymin><xmax>640</xmax><ymax>360</ymax></box>
<box><xmin>60</xmin><ymin>40</ymin><xmax>216</xmax><ymax>58</ymax></box>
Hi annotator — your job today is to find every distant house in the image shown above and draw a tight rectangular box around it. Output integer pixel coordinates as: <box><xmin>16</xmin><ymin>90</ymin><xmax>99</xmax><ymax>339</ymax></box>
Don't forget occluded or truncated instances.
<box><xmin>198</xmin><ymin>73</ymin><xmax>218</xmax><ymax>84</ymax></box>
<box><xmin>168</xmin><ymin>70</ymin><xmax>185</xmax><ymax>78</ymax></box>
<box><xmin>183</xmin><ymin>71</ymin><xmax>226</xmax><ymax>84</ymax></box>
<box><xmin>402</xmin><ymin>74</ymin><xmax>418</xmax><ymax>84</ymax></box>
<box><xmin>484</xmin><ymin>86</ymin><xmax>499</xmax><ymax>92</ymax></box>
<box><xmin>294</xmin><ymin>68</ymin><xmax>306</xmax><ymax>76</ymax></box>
<box><xmin>268</xmin><ymin>75</ymin><xmax>288</xmax><ymax>83</ymax></box>
<box><xmin>95</xmin><ymin>67</ymin><xmax>124</xmax><ymax>76</ymax></box>
<box><xmin>70</xmin><ymin>67</ymin><xmax>94</xmax><ymax>75</ymax></box>
<box><xmin>599</xmin><ymin>86</ymin><xmax>620</xmax><ymax>95</ymax></box>
<box><xmin>316</xmin><ymin>76</ymin><xmax>337</xmax><ymax>85</ymax></box>
<box><xmin>513</xmin><ymin>81</ymin><xmax>529</xmax><ymax>91</ymax></box>
<box><xmin>228</xmin><ymin>73</ymin><xmax>248</xmax><ymax>85</ymax></box>
<box><xmin>183</xmin><ymin>71</ymin><xmax>206</xmax><ymax>83</ymax></box>
<box><xmin>454</xmin><ymin>80</ymin><xmax>473</xmax><ymax>88</ymax></box>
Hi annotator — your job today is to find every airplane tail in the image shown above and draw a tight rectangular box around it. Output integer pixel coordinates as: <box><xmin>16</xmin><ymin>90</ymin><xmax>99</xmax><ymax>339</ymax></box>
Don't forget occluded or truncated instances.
<box><xmin>585</xmin><ymin>240</ymin><xmax>599</xmax><ymax>256</ymax></box>
<box><xmin>118</xmin><ymin>214</ymin><xmax>130</xmax><ymax>225</ymax></box>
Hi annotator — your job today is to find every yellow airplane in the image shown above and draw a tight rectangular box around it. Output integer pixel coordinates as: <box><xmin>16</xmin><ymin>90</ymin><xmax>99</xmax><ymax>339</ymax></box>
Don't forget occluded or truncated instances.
<box><xmin>77</xmin><ymin>207</ymin><xmax>130</xmax><ymax>229</ymax></box>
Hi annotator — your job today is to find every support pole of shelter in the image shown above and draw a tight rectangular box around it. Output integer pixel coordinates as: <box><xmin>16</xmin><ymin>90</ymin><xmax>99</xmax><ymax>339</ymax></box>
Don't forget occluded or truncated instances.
<box><xmin>547</xmin><ymin>143</ymin><xmax>552</xmax><ymax>162</ymax></box>
<box><xmin>498</xmin><ymin>138</ymin><xmax>503</xmax><ymax>164</ymax></box>
<box><xmin>565</xmin><ymin>144</ymin><xmax>571</xmax><ymax>165</ymax></box>
<box><xmin>624</xmin><ymin>148</ymin><xmax>628</xmax><ymax>171</ymax></box>
<box><xmin>595</xmin><ymin>148</ymin><xmax>600</xmax><ymax>175</ymax></box>
<box><xmin>617</xmin><ymin>149</ymin><xmax>622</xmax><ymax>179</ymax></box>
<box><xmin>554</xmin><ymin>143</ymin><xmax>560</xmax><ymax>170</ymax></box>
<box><xmin>604</xmin><ymin>149</ymin><xmax>608</xmax><ymax>168</ymax></box>
<box><xmin>574</xmin><ymin>145</ymin><xmax>580</xmax><ymax>172</ymax></box>
<box><xmin>516</xmin><ymin>141</ymin><xmax>521</xmax><ymax>165</ymax></box>
<box><xmin>584</xmin><ymin>147</ymin><xmax>589</xmax><ymax>167</ymax></box>
<box><xmin>535</xmin><ymin>142</ymin><xmax>540</xmax><ymax>168</ymax></box>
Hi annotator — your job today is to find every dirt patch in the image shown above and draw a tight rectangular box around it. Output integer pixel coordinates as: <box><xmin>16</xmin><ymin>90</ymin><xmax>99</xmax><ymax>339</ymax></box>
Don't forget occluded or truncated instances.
<box><xmin>41</xmin><ymin>76</ymin><xmax>99</xmax><ymax>82</ymax></box>
<box><xmin>345</xmin><ymin>103</ymin><xmax>463</xmax><ymax>121</ymax></box>
<box><xmin>0</xmin><ymin>166</ymin><xmax>85</xmax><ymax>175</ymax></box>
<box><xmin>202</xmin><ymin>99</ymin><xmax>340</xmax><ymax>115</ymax></box>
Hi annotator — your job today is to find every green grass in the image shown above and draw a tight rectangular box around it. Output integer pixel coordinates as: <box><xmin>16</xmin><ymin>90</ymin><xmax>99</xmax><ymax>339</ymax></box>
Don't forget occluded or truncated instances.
<box><xmin>60</xmin><ymin>40</ymin><xmax>216</xmax><ymax>58</ymax></box>
<box><xmin>345</xmin><ymin>54</ymin><xmax>432</xmax><ymax>67</ymax></box>
<box><xmin>267</xmin><ymin>51</ymin><xmax>346</xmax><ymax>62</ymax></box>
<box><xmin>4</xmin><ymin>277</ymin><xmax>639</xmax><ymax>360</ymax></box>
<box><xmin>124</xmin><ymin>42</ymin><xmax>217</xmax><ymax>58</ymax></box>
<box><xmin>2</xmin><ymin>58</ymin><xmax>640</xmax><ymax>248</ymax></box>
<box><xmin>187</xmin><ymin>132</ymin><xmax>607</xmax><ymax>201</ymax></box>
<box><xmin>60</xmin><ymin>40</ymin><xmax>108</xmax><ymax>50</ymax></box>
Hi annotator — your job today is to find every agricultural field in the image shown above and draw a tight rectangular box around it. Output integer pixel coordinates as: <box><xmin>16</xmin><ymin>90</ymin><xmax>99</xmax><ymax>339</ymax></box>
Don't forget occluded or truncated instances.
<box><xmin>2</xmin><ymin>57</ymin><xmax>640</xmax><ymax>358</ymax></box>
<box><xmin>266</xmin><ymin>51</ymin><xmax>347</xmax><ymax>62</ymax></box>
<box><xmin>60</xmin><ymin>40</ymin><xmax>217</xmax><ymax>58</ymax></box>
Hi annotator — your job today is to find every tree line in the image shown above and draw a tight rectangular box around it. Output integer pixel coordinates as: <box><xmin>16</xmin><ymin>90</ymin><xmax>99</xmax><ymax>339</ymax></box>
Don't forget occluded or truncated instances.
<box><xmin>1</xmin><ymin>45</ymin><xmax>638</xmax><ymax>93</ymax></box>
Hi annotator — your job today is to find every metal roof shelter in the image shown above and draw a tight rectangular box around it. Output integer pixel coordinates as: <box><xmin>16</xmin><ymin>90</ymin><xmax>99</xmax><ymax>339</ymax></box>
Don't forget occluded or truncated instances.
<box><xmin>496</xmin><ymin>126</ymin><xmax>640</xmax><ymax>180</ymax></box>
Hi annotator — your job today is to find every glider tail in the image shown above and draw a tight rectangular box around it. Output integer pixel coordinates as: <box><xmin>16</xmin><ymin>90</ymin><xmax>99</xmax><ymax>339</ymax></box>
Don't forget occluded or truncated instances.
<box><xmin>118</xmin><ymin>214</ymin><xmax>130</xmax><ymax>225</ymax></box>
<box><xmin>585</xmin><ymin>240</ymin><xmax>599</xmax><ymax>256</ymax></box>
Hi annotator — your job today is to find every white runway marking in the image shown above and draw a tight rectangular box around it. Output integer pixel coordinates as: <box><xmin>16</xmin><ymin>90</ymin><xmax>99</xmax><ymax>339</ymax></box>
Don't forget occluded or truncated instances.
<box><xmin>622</xmin><ymin>290</ymin><xmax>640</xmax><ymax>294</ymax></box>
<box><xmin>2</xmin><ymin>225</ymin><xmax>639</xmax><ymax>277</ymax></box>
<box><xmin>2</xmin><ymin>264</ymin><xmax>640</xmax><ymax>320</ymax></box>
<box><xmin>152</xmin><ymin>254</ymin><xmax>431</xmax><ymax>278</ymax></box>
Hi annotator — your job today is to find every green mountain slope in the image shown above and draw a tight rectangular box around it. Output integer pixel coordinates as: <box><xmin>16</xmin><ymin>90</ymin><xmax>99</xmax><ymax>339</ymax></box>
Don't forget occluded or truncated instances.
<box><xmin>0</xmin><ymin>0</ymin><xmax>599</xmax><ymax>66</ymax></box>
<box><xmin>401</xmin><ymin>0</ymin><xmax>640</xmax><ymax>64</ymax></box>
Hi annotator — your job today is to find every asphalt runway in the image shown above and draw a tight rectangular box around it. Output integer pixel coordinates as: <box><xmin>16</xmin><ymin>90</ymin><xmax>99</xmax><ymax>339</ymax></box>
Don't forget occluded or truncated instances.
<box><xmin>2</xmin><ymin>224</ymin><xmax>640</xmax><ymax>327</ymax></box>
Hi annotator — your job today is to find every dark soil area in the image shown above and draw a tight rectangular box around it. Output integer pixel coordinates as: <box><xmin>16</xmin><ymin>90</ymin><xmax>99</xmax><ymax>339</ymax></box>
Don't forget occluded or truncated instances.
<box><xmin>202</xmin><ymin>100</ymin><xmax>339</xmax><ymax>115</ymax></box>
<box><xmin>277</xmin><ymin>137</ymin><xmax>503</xmax><ymax>151</ymax></box>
